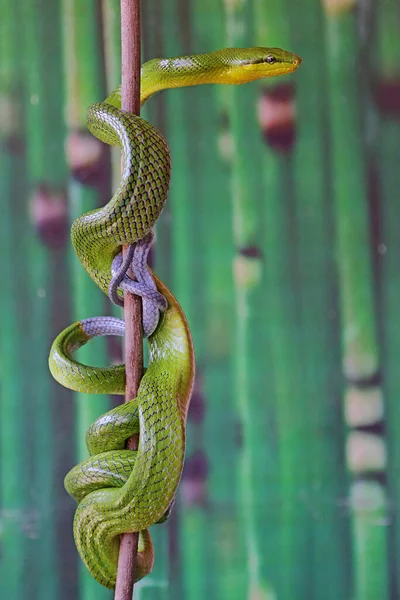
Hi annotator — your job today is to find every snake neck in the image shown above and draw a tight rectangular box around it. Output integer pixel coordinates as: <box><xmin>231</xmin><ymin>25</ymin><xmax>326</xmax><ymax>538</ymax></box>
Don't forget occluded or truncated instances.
<box><xmin>105</xmin><ymin>47</ymin><xmax>298</xmax><ymax>109</ymax></box>
<box><xmin>140</xmin><ymin>51</ymin><xmax>239</xmax><ymax>102</ymax></box>
<box><xmin>105</xmin><ymin>54</ymin><xmax>229</xmax><ymax>108</ymax></box>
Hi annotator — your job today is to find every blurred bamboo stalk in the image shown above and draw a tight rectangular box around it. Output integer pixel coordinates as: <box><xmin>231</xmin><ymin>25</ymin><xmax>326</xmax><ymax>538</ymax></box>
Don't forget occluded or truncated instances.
<box><xmin>224</xmin><ymin>0</ymin><xmax>279</xmax><ymax>598</ymax></box>
<box><xmin>323</xmin><ymin>0</ymin><xmax>378</xmax><ymax>379</ymax></box>
<box><xmin>133</xmin><ymin>2</ymin><xmax>172</xmax><ymax>598</ymax></box>
<box><xmin>0</xmin><ymin>4</ymin><xmax>26</xmax><ymax>597</ymax></box>
<box><xmin>0</xmin><ymin>142</ymin><xmax>26</xmax><ymax>600</ymax></box>
<box><xmin>253</xmin><ymin>0</ymin><xmax>309</xmax><ymax>596</ymax></box>
<box><xmin>288</xmin><ymin>0</ymin><xmax>350</xmax><ymax>597</ymax></box>
<box><xmin>22</xmin><ymin>0</ymin><xmax>69</xmax><ymax>597</ymax></box>
<box><xmin>375</xmin><ymin>0</ymin><xmax>400</xmax><ymax>597</ymax></box>
<box><xmin>102</xmin><ymin>0</ymin><xmax>123</xmax><ymax>360</ymax></box>
<box><xmin>160</xmin><ymin>4</ymin><xmax>210</xmax><ymax>599</ymax></box>
<box><xmin>61</xmin><ymin>0</ymin><xmax>112</xmax><ymax>598</ymax></box>
<box><xmin>351</xmin><ymin>481</ymin><xmax>388</xmax><ymax>598</ymax></box>
<box><xmin>102</xmin><ymin>0</ymin><xmax>122</xmax><ymax>196</ymax></box>
<box><xmin>193</xmin><ymin>1</ymin><xmax>244</xmax><ymax>599</ymax></box>
<box><xmin>323</xmin><ymin>2</ymin><xmax>389</xmax><ymax>598</ymax></box>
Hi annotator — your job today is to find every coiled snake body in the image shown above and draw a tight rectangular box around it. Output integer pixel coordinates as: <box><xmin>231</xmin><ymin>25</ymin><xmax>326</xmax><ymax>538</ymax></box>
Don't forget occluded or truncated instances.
<box><xmin>49</xmin><ymin>47</ymin><xmax>301</xmax><ymax>589</ymax></box>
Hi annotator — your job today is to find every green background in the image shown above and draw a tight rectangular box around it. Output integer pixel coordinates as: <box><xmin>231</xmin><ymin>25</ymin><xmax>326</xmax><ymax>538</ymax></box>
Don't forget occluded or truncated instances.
<box><xmin>0</xmin><ymin>0</ymin><xmax>399</xmax><ymax>599</ymax></box>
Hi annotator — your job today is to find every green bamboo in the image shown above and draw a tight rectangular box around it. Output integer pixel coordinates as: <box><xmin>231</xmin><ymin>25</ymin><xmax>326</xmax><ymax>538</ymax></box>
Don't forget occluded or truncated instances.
<box><xmin>0</xmin><ymin>1</ymin><xmax>15</xmax><ymax>99</ymax></box>
<box><xmin>324</xmin><ymin>7</ymin><xmax>378</xmax><ymax>378</ymax></box>
<box><xmin>351</xmin><ymin>481</ymin><xmax>389</xmax><ymax>599</ymax></box>
<box><xmin>102</xmin><ymin>0</ymin><xmax>122</xmax><ymax>200</ymax></box>
<box><xmin>21</xmin><ymin>1</ymin><xmax>68</xmax><ymax>597</ymax></box>
<box><xmin>323</xmin><ymin>4</ymin><xmax>388</xmax><ymax>599</ymax></box>
<box><xmin>223</xmin><ymin>1</ymin><xmax>284</xmax><ymax>597</ymax></box>
<box><xmin>376</xmin><ymin>1</ymin><xmax>400</xmax><ymax>597</ymax></box>
<box><xmin>0</xmin><ymin>6</ymin><xmax>26</xmax><ymax>594</ymax></box>
<box><xmin>62</xmin><ymin>1</ymin><xmax>112</xmax><ymax>598</ymax></box>
<box><xmin>288</xmin><ymin>0</ymin><xmax>350</xmax><ymax>597</ymax></box>
<box><xmin>101</xmin><ymin>0</ymin><xmax>125</xmax><ymax>338</ymax></box>
<box><xmin>0</xmin><ymin>147</ymin><xmax>26</xmax><ymax>600</ymax></box>
<box><xmin>134</xmin><ymin>3</ymin><xmax>174</xmax><ymax>598</ymax></box>
<box><xmin>157</xmin><ymin>3</ymin><xmax>212</xmax><ymax>599</ymax></box>
<box><xmin>192</xmin><ymin>1</ymin><xmax>245</xmax><ymax>599</ymax></box>
<box><xmin>253</xmin><ymin>0</ymin><xmax>314</xmax><ymax>596</ymax></box>
<box><xmin>0</xmin><ymin>2</ymin><xmax>34</xmax><ymax>598</ymax></box>
<box><xmin>160</xmin><ymin>2</ymin><xmax>197</xmax><ymax>332</ymax></box>
<box><xmin>102</xmin><ymin>0</ymin><xmax>122</xmax><ymax>96</ymax></box>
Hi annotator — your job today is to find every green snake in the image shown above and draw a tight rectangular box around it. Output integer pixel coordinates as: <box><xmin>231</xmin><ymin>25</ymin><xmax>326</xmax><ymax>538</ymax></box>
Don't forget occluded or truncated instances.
<box><xmin>49</xmin><ymin>47</ymin><xmax>301</xmax><ymax>589</ymax></box>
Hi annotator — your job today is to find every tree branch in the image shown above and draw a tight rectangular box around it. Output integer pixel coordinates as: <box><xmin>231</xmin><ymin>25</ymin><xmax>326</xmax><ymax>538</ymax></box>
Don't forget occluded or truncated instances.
<box><xmin>114</xmin><ymin>1</ymin><xmax>142</xmax><ymax>599</ymax></box>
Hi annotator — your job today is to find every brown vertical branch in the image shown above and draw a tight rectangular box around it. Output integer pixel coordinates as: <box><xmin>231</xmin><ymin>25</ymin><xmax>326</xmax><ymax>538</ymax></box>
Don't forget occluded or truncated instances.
<box><xmin>114</xmin><ymin>1</ymin><xmax>142</xmax><ymax>599</ymax></box>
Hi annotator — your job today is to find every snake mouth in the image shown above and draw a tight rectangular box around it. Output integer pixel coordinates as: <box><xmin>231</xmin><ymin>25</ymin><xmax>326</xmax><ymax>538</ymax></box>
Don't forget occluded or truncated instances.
<box><xmin>268</xmin><ymin>62</ymin><xmax>301</xmax><ymax>76</ymax></box>
<box><xmin>240</xmin><ymin>64</ymin><xmax>300</xmax><ymax>81</ymax></box>
<box><xmin>239</xmin><ymin>53</ymin><xmax>302</xmax><ymax>80</ymax></box>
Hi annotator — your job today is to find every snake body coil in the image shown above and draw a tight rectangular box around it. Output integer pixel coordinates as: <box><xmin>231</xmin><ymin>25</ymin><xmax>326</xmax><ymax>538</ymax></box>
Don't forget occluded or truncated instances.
<box><xmin>49</xmin><ymin>47</ymin><xmax>301</xmax><ymax>589</ymax></box>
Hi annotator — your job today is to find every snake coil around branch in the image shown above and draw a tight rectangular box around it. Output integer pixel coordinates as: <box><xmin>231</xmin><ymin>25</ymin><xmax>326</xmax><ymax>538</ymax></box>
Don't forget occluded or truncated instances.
<box><xmin>49</xmin><ymin>47</ymin><xmax>301</xmax><ymax>589</ymax></box>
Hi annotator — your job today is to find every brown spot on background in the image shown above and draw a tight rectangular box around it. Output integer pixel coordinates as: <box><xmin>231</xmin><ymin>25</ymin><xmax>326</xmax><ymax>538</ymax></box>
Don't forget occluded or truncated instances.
<box><xmin>258</xmin><ymin>83</ymin><xmax>297</xmax><ymax>153</ymax></box>
<box><xmin>30</xmin><ymin>183</ymin><xmax>68</xmax><ymax>248</ymax></box>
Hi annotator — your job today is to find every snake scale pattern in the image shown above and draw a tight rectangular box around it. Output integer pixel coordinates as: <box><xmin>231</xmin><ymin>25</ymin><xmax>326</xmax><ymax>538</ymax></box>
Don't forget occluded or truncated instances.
<box><xmin>49</xmin><ymin>47</ymin><xmax>301</xmax><ymax>589</ymax></box>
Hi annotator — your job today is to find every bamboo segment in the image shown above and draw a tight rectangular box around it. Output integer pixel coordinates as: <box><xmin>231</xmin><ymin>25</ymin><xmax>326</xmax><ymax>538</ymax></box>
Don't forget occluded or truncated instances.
<box><xmin>0</xmin><ymin>151</ymin><xmax>27</xmax><ymax>600</ymax></box>
<box><xmin>0</xmin><ymin>3</ymin><xmax>26</xmax><ymax>597</ymax></box>
<box><xmin>101</xmin><ymin>0</ymin><xmax>123</xmax><ymax>372</ymax></box>
<box><xmin>253</xmin><ymin>0</ymin><xmax>311</xmax><ymax>596</ymax></box>
<box><xmin>324</xmin><ymin>8</ymin><xmax>378</xmax><ymax>379</ymax></box>
<box><xmin>288</xmin><ymin>0</ymin><xmax>349</xmax><ymax>597</ymax></box>
<box><xmin>61</xmin><ymin>1</ymin><xmax>112</xmax><ymax>598</ymax></box>
<box><xmin>103</xmin><ymin>0</ymin><xmax>122</xmax><ymax>99</ymax></box>
<box><xmin>102</xmin><ymin>0</ymin><xmax>122</xmax><ymax>197</ymax></box>
<box><xmin>0</xmin><ymin>86</ymin><xmax>26</xmax><ymax>600</ymax></box>
<box><xmin>21</xmin><ymin>1</ymin><xmax>68</xmax><ymax>597</ymax></box>
<box><xmin>350</xmin><ymin>481</ymin><xmax>389</xmax><ymax>599</ymax></box>
<box><xmin>160</xmin><ymin>4</ymin><xmax>208</xmax><ymax>599</ymax></box>
<box><xmin>131</xmin><ymin>2</ymin><xmax>171</xmax><ymax>597</ymax></box>
<box><xmin>192</xmin><ymin>2</ymin><xmax>245</xmax><ymax>599</ymax></box>
<box><xmin>223</xmin><ymin>1</ymin><xmax>282</xmax><ymax>597</ymax></box>
<box><xmin>376</xmin><ymin>1</ymin><xmax>400</xmax><ymax>597</ymax></box>
<box><xmin>323</xmin><ymin>4</ymin><xmax>389</xmax><ymax>598</ymax></box>
<box><xmin>160</xmin><ymin>2</ymin><xmax>196</xmax><ymax>334</ymax></box>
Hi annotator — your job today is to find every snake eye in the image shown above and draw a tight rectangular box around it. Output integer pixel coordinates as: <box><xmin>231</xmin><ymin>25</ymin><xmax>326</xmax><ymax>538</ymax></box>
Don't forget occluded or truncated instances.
<box><xmin>265</xmin><ymin>55</ymin><xmax>276</xmax><ymax>64</ymax></box>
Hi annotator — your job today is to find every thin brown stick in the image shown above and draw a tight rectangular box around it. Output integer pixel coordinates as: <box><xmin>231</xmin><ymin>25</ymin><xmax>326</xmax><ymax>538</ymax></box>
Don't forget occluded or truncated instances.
<box><xmin>114</xmin><ymin>1</ymin><xmax>142</xmax><ymax>599</ymax></box>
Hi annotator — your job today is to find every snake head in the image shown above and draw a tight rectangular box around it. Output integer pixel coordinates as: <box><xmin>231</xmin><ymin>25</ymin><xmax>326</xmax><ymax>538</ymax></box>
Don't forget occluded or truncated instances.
<box><xmin>223</xmin><ymin>47</ymin><xmax>302</xmax><ymax>82</ymax></box>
